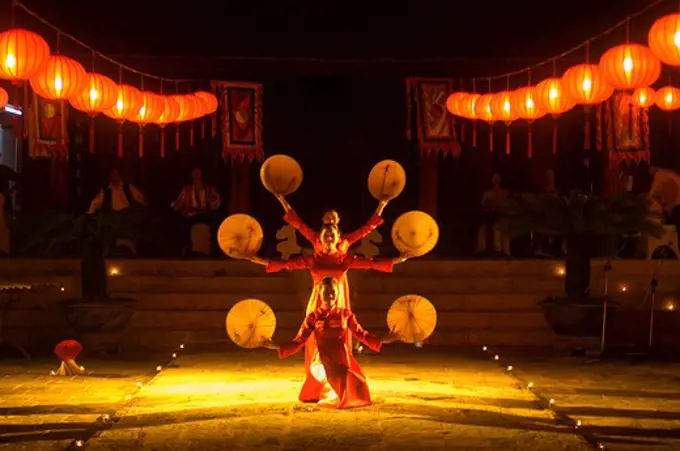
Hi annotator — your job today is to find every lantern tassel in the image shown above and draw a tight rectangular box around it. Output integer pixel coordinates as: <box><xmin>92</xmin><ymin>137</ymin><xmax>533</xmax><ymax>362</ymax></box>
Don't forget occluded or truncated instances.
<box><xmin>211</xmin><ymin>113</ymin><xmax>217</xmax><ymax>138</ymax></box>
<box><xmin>489</xmin><ymin>126</ymin><xmax>494</xmax><ymax>152</ymax></box>
<box><xmin>190</xmin><ymin>120</ymin><xmax>195</xmax><ymax>146</ymax></box>
<box><xmin>160</xmin><ymin>127</ymin><xmax>166</xmax><ymax>158</ymax></box>
<box><xmin>88</xmin><ymin>116</ymin><xmax>95</xmax><ymax>154</ymax></box>
<box><xmin>201</xmin><ymin>118</ymin><xmax>206</xmax><ymax>140</ymax></box>
<box><xmin>138</xmin><ymin>126</ymin><xmax>144</xmax><ymax>158</ymax></box>
<box><xmin>584</xmin><ymin>106</ymin><xmax>591</xmax><ymax>150</ymax></box>
<box><xmin>175</xmin><ymin>124</ymin><xmax>180</xmax><ymax>151</ymax></box>
<box><xmin>527</xmin><ymin>123</ymin><xmax>533</xmax><ymax>159</ymax></box>
<box><xmin>461</xmin><ymin>121</ymin><xmax>466</xmax><ymax>143</ymax></box>
<box><xmin>472</xmin><ymin>121</ymin><xmax>477</xmax><ymax>148</ymax></box>
<box><xmin>505</xmin><ymin>124</ymin><xmax>511</xmax><ymax>155</ymax></box>
<box><xmin>628</xmin><ymin>103</ymin><xmax>634</xmax><ymax>141</ymax></box>
<box><xmin>117</xmin><ymin>122</ymin><xmax>124</xmax><ymax>158</ymax></box>
<box><xmin>552</xmin><ymin>117</ymin><xmax>558</xmax><ymax>154</ymax></box>
<box><xmin>22</xmin><ymin>83</ymin><xmax>28</xmax><ymax>139</ymax></box>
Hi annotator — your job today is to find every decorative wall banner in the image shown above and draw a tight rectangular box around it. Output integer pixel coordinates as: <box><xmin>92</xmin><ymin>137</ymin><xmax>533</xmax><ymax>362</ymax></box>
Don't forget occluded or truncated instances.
<box><xmin>26</xmin><ymin>92</ymin><xmax>68</xmax><ymax>160</ymax></box>
<box><xmin>406</xmin><ymin>78</ymin><xmax>460</xmax><ymax>157</ymax></box>
<box><xmin>212</xmin><ymin>81</ymin><xmax>264</xmax><ymax>162</ymax></box>
<box><xmin>607</xmin><ymin>92</ymin><xmax>650</xmax><ymax>166</ymax></box>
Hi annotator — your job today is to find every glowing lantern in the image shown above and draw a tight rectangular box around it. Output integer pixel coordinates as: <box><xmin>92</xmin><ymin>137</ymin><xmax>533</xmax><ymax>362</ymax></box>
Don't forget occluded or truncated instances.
<box><xmin>459</xmin><ymin>93</ymin><xmax>480</xmax><ymax>119</ymax></box>
<box><xmin>489</xmin><ymin>91</ymin><xmax>516</xmax><ymax>154</ymax></box>
<box><xmin>102</xmin><ymin>84</ymin><xmax>143</xmax><ymax>158</ymax></box>
<box><xmin>648</xmin><ymin>14</ymin><xmax>680</xmax><ymax>66</ymax></box>
<box><xmin>474</xmin><ymin>93</ymin><xmax>495</xmax><ymax>151</ymax></box>
<box><xmin>562</xmin><ymin>64</ymin><xmax>614</xmax><ymax>105</ymax></box>
<box><xmin>194</xmin><ymin>90</ymin><xmax>218</xmax><ymax>116</ymax></box>
<box><xmin>169</xmin><ymin>94</ymin><xmax>203</xmax><ymax>150</ymax></box>
<box><xmin>535</xmin><ymin>78</ymin><xmax>574</xmax><ymax>115</ymax></box>
<box><xmin>129</xmin><ymin>92</ymin><xmax>164</xmax><ymax>158</ymax></box>
<box><xmin>512</xmin><ymin>87</ymin><xmax>545</xmax><ymax>121</ymax></box>
<box><xmin>29</xmin><ymin>55</ymin><xmax>87</xmax><ymax>100</ymax></box>
<box><xmin>69</xmin><ymin>73</ymin><xmax>117</xmax><ymax>114</ymax></box>
<box><xmin>631</xmin><ymin>87</ymin><xmax>655</xmax><ymax>109</ymax></box>
<box><xmin>446</xmin><ymin>92</ymin><xmax>466</xmax><ymax>116</ymax></box>
<box><xmin>655</xmin><ymin>86</ymin><xmax>680</xmax><ymax>111</ymax></box>
<box><xmin>155</xmin><ymin>96</ymin><xmax>181</xmax><ymax>157</ymax></box>
<box><xmin>0</xmin><ymin>87</ymin><xmax>8</xmax><ymax>109</ymax></box>
<box><xmin>0</xmin><ymin>28</ymin><xmax>50</xmax><ymax>82</ymax></box>
<box><xmin>512</xmin><ymin>86</ymin><xmax>545</xmax><ymax>158</ymax></box>
<box><xmin>536</xmin><ymin>77</ymin><xmax>575</xmax><ymax>154</ymax></box>
<box><xmin>599</xmin><ymin>44</ymin><xmax>661</xmax><ymax>89</ymax></box>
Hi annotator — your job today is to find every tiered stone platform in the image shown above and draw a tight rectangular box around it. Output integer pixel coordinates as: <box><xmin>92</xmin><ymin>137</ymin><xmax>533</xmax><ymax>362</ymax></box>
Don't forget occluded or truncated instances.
<box><xmin>2</xmin><ymin>259</ymin><xmax>679</xmax><ymax>353</ymax></box>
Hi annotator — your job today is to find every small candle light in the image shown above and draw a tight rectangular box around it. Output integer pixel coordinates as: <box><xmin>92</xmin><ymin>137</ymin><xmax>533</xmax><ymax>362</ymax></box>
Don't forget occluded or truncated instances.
<box><xmin>620</xmin><ymin>284</ymin><xmax>628</xmax><ymax>292</ymax></box>
<box><xmin>527</xmin><ymin>382</ymin><xmax>534</xmax><ymax>389</ymax></box>
<box><xmin>506</xmin><ymin>365</ymin><xmax>513</xmax><ymax>371</ymax></box>
<box><xmin>136</xmin><ymin>382</ymin><xmax>143</xmax><ymax>388</ymax></box>
<box><xmin>494</xmin><ymin>355</ymin><xmax>499</xmax><ymax>360</ymax></box>
<box><xmin>80</xmin><ymin>366</ymin><xmax>85</xmax><ymax>371</ymax></box>
<box><xmin>172</xmin><ymin>353</ymin><xmax>177</xmax><ymax>358</ymax></box>
<box><xmin>60</xmin><ymin>287</ymin><xmax>65</xmax><ymax>292</ymax></box>
<box><xmin>179</xmin><ymin>344</ymin><xmax>184</xmax><ymax>349</ymax></box>
<box><xmin>75</xmin><ymin>440</ymin><xmax>84</xmax><ymax>447</ymax></box>
<box><xmin>555</xmin><ymin>266</ymin><xmax>565</xmax><ymax>276</ymax></box>
<box><xmin>482</xmin><ymin>346</ymin><xmax>488</xmax><ymax>351</ymax></box>
<box><xmin>576</xmin><ymin>419</ymin><xmax>582</xmax><ymax>428</ymax></box>
<box><xmin>549</xmin><ymin>398</ymin><xmax>555</xmax><ymax>406</ymax></box>
<box><xmin>50</xmin><ymin>370</ymin><xmax>56</xmax><ymax>376</ymax></box>
<box><xmin>102</xmin><ymin>414</ymin><xmax>110</xmax><ymax>422</ymax></box>
<box><xmin>414</xmin><ymin>341</ymin><xmax>423</xmax><ymax>348</ymax></box>
<box><xmin>156</xmin><ymin>366</ymin><xmax>162</xmax><ymax>371</ymax></box>
<box><xmin>665</xmin><ymin>299</ymin><xmax>676</xmax><ymax>311</ymax></box>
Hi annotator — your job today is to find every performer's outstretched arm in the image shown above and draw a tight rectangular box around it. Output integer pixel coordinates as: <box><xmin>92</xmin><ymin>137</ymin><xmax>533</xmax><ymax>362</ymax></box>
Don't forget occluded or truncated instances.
<box><xmin>349</xmin><ymin>255</ymin><xmax>408</xmax><ymax>272</ymax></box>
<box><xmin>249</xmin><ymin>255</ymin><xmax>312</xmax><ymax>273</ymax></box>
<box><xmin>342</xmin><ymin>202</ymin><xmax>387</xmax><ymax>246</ymax></box>
<box><xmin>277</xmin><ymin>313</ymin><xmax>316</xmax><ymax>359</ymax></box>
<box><xmin>347</xmin><ymin>313</ymin><xmax>382</xmax><ymax>353</ymax></box>
<box><xmin>275</xmin><ymin>194</ymin><xmax>293</xmax><ymax>213</ymax></box>
<box><xmin>276</xmin><ymin>195</ymin><xmax>318</xmax><ymax>245</ymax></box>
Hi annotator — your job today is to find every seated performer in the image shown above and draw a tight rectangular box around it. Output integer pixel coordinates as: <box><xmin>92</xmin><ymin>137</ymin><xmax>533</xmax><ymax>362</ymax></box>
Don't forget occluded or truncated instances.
<box><xmin>275</xmin><ymin>194</ymin><xmax>388</xmax><ymax>255</ymax></box>
<box><xmin>171</xmin><ymin>167</ymin><xmax>222</xmax><ymax>255</ymax></box>
<box><xmin>263</xmin><ymin>276</ymin><xmax>397</xmax><ymax>408</ymax></box>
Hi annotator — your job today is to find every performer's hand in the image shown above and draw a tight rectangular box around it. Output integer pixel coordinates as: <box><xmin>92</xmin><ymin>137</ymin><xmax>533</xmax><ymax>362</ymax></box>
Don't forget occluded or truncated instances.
<box><xmin>376</xmin><ymin>200</ymin><xmax>388</xmax><ymax>216</ymax></box>
<box><xmin>382</xmin><ymin>331</ymin><xmax>399</xmax><ymax>344</ymax></box>
<box><xmin>261</xmin><ymin>338</ymin><xmax>279</xmax><ymax>350</ymax></box>
<box><xmin>393</xmin><ymin>254</ymin><xmax>409</xmax><ymax>264</ymax></box>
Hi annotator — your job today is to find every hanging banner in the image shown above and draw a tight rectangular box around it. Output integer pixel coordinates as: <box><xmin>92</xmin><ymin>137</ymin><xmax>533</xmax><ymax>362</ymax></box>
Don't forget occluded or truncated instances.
<box><xmin>608</xmin><ymin>92</ymin><xmax>649</xmax><ymax>166</ymax></box>
<box><xmin>406</xmin><ymin>78</ymin><xmax>460</xmax><ymax>157</ymax></box>
<box><xmin>26</xmin><ymin>92</ymin><xmax>68</xmax><ymax>160</ymax></box>
<box><xmin>211</xmin><ymin>81</ymin><xmax>264</xmax><ymax>162</ymax></box>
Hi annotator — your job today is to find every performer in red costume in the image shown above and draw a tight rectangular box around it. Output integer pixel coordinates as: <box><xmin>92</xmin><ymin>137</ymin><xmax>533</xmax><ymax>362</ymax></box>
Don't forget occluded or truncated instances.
<box><xmin>263</xmin><ymin>277</ymin><xmax>397</xmax><ymax>408</ymax></box>
<box><xmin>275</xmin><ymin>194</ymin><xmax>388</xmax><ymax>255</ymax></box>
<box><xmin>248</xmin><ymin>224</ymin><xmax>407</xmax><ymax>404</ymax></box>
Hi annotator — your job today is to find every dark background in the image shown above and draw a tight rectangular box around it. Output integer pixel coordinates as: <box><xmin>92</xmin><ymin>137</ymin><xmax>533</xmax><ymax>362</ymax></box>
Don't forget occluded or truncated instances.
<box><xmin>8</xmin><ymin>0</ymin><xmax>680</xmax><ymax>257</ymax></box>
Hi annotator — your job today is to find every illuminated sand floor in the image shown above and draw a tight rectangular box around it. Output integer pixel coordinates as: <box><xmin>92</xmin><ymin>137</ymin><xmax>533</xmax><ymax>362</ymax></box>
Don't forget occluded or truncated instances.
<box><xmin>2</xmin><ymin>351</ymin><xmax>680</xmax><ymax>450</ymax></box>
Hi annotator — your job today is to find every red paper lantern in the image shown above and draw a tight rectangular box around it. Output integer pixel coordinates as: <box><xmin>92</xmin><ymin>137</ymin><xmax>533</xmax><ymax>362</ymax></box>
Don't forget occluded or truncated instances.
<box><xmin>535</xmin><ymin>78</ymin><xmax>574</xmax><ymax>115</ymax></box>
<box><xmin>562</xmin><ymin>64</ymin><xmax>614</xmax><ymax>105</ymax></box>
<box><xmin>459</xmin><ymin>93</ymin><xmax>480</xmax><ymax>119</ymax></box>
<box><xmin>0</xmin><ymin>87</ymin><xmax>8</xmax><ymax>109</ymax></box>
<box><xmin>599</xmin><ymin>44</ymin><xmax>661</xmax><ymax>89</ymax></box>
<box><xmin>446</xmin><ymin>92</ymin><xmax>466</xmax><ymax>116</ymax></box>
<box><xmin>171</xmin><ymin>94</ymin><xmax>203</xmax><ymax>122</ymax></box>
<box><xmin>648</xmin><ymin>13</ymin><xmax>680</xmax><ymax>66</ymax></box>
<box><xmin>156</xmin><ymin>96</ymin><xmax>181</xmax><ymax>125</ymax></box>
<box><xmin>194</xmin><ymin>90</ymin><xmax>218</xmax><ymax>116</ymax></box>
<box><xmin>474</xmin><ymin>94</ymin><xmax>495</xmax><ymax>122</ymax></box>
<box><xmin>29</xmin><ymin>55</ymin><xmax>87</xmax><ymax>100</ymax></box>
<box><xmin>0</xmin><ymin>28</ymin><xmax>50</xmax><ymax>82</ymax></box>
<box><xmin>512</xmin><ymin>86</ymin><xmax>545</xmax><ymax>121</ymax></box>
<box><xmin>103</xmin><ymin>84</ymin><xmax>143</xmax><ymax>121</ymax></box>
<box><xmin>655</xmin><ymin>86</ymin><xmax>680</xmax><ymax>111</ymax></box>
<box><xmin>130</xmin><ymin>91</ymin><xmax>164</xmax><ymax>124</ymax></box>
<box><xmin>489</xmin><ymin>91</ymin><xmax>517</xmax><ymax>122</ymax></box>
<box><xmin>631</xmin><ymin>87</ymin><xmax>655</xmax><ymax>109</ymax></box>
<box><xmin>69</xmin><ymin>72</ymin><xmax>117</xmax><ymax>114</ymax></box>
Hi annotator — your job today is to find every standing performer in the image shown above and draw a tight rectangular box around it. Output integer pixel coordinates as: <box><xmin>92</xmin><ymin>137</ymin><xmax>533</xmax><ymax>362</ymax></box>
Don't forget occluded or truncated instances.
<box><xmin>247</xmin><ymin>224</ymin><xmax>407</xmax><ymax>404</ymax></box>
<box><xmin>263</xmin><ymin>277</ymin><xmax>397</xmax><ymax>408</ymax></box>
<box><xmin>275</xmin><ymin>194</ymin><xmax>388</xmax><ymax>255</ymax></box>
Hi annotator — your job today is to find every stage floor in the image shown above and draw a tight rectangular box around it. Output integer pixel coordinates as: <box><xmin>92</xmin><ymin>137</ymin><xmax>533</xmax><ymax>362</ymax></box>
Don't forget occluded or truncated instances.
<box><xmin>2</xmin><ymin>350</ymin><xmax>680</xmax><ymax>450</ymax></box>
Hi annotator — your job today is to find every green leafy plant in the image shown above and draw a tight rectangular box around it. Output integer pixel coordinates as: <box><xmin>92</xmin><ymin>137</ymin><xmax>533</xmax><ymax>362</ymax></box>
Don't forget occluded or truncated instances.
<box><xmin>504</xmin><ymin>191</ymin><xmax>664</xmax><ymax>298</ymax></box>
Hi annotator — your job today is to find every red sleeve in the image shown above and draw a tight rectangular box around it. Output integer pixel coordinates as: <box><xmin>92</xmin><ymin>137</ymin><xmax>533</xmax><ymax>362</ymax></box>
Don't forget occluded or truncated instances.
<box><xmin>283</xmin><ymin>209</ymin><xmax>318</xmax><ymax>246</ymax></box>
<box><xmin>349</xmin><ymin>255</ymin><xmax>393</xmax><ymax>273</ymax></box>
<box><xmin>266</xmin><ymin>256</ymin><xmax>311</xmax><ymax>273</ymax></box>
<box><xmin>342</xmin><ymin>213</ymin><xmax>384</xmax><ymax>246</ymax></box>
<box><xmin>347</xmin><ymin>312</ymin><xmax>382</xmax><ymax>353</ymax></box>
<box><xmin>278</xmin><ymin>313</ymin><xmax>316</xmax><ymax>359</ymax></box>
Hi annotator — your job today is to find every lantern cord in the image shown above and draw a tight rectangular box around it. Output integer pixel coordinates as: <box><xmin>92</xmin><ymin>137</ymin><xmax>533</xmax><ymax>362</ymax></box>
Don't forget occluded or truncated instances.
<box><xmin>468</xmin><ymin>0</ymin><xmax>666</xmax><ymax>81</ymax></box>
<box><xmin>118</xmin><ymin>66</ymin><xmax>122</xmax><ymax>84</ymax></box>
<box><xmin>10</xmin><ymin>0</ymin><xmax>15</xmax><ymax>27</ymax></box>
<box><xmin>55</xmin><ymin>31</ymin><xmax>60</xmax><ymax>54</ymax></box>
<box><xmin>552</xmin><ymin>60</ymin><xmax>557</xmax><ymax>77</ymax></box>
<box><xmin>585</xmin><ymin>41</ymin><xmax>590</xmax><ymax>64</ymax></box>
<box><xmin>91</xmin><ymin>50</ymin><xmax>95</xmax><ymax>72</ymax></box>
<box><xmin>626</xmin><ymin>17</ymin><xmax>631</xmax><ymax>42</ymax></box>
<box><xmin>12</xmin><ymin>0</ymin><xmax>202</xmax><ymax>83</ymax></box>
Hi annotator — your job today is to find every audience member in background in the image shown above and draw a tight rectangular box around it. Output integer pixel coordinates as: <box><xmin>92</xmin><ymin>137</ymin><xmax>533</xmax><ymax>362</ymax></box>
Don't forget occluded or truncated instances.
<box><xmin>533</xmin><ymin>169</ymin><xmax>563</xmax><ymax>258</ymax></box>
<box><xmin>171</xmin><ymin>167</ymin><xmax>222</xmax><ymax>256</ymax></box>
<box><xmin>475</xmin><ymin>173</ymin><xmax>510</xmax><ymax>256</ymax></box>
<box><xmin>87</xmin><ymin>167</ymin><xmax>147</xmax><ymax>255</ymax></box>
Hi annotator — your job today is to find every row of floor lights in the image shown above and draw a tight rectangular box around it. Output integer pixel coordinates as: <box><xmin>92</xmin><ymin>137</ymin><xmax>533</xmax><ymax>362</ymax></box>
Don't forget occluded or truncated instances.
<box><xmin>481</xmin><ymin>345</ymin><xmax>606</xmax><ymax>451</ymax></box>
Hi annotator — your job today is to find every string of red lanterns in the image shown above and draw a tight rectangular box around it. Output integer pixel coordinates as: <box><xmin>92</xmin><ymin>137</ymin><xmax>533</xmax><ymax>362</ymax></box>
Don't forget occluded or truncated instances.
<box><xmin>446</xmin><ymin>8</ymin><xmax>680</xmax><ymax>156</ymax></box>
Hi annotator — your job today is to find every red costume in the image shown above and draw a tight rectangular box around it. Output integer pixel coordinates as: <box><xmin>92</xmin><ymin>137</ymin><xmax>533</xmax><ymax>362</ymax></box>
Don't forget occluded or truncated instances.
<box><xmin>283</xmin><ymin>209</ymin><xmax>384</xmax><ymax>256</ymax></box>
<box><xmin>266</xmin><ymin>253</ymin><xmax>393</xmax><ymax>405</ymax></box>
<box><xmin>278</xmin><ymin>306</ymin><xmax>382</xmax><ymax>408</ymax></box>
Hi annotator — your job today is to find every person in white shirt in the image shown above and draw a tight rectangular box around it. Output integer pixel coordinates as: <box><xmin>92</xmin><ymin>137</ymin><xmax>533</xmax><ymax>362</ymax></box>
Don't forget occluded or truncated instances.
<box><xmin>88</xmin><ymin>168</ymin><xmax>146</xmax><ymax>215</ymax></box>
<box><xmin>171</xmin><ymin>167</ymin><xmax>222</xmax><ymax>255</ymax></box>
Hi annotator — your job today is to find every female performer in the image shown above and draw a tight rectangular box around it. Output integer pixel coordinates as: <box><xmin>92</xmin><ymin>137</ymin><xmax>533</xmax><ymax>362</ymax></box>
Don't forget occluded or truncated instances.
<box><xmin>248</xmin><ymin>224</ymin><xmax>407</xmax><ymax>404</ymax></box>
<box><xmin>275</xmin><ymin>194</ymin><xmax>388</xmax><ymax>255</ymax></box>
<box><xmin>263</xmin><ymin>277</ymin><xmax>397</xmax><ymax>408</ymax></box>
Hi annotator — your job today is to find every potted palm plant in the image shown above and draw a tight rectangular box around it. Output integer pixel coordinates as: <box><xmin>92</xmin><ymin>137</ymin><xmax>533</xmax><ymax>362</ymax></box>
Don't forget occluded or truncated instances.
<box><xmin>505</xmin><ymin>191</ymin><xmax>663</xmax><ymax>338</ymax></box>
<box><xmin>24</xmin><ymin>213</ymin><xmax>137</xmax><ymax>354</ymax></box>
